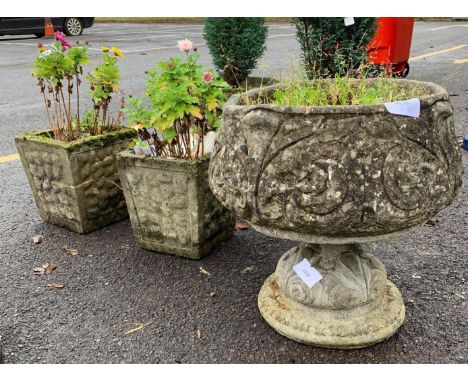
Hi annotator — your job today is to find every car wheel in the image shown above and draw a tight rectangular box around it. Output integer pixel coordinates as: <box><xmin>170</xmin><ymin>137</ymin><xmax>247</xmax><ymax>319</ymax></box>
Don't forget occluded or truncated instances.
<box><xmin>64</xmin><ymin>18</ymin><xmax>83</xmax><ymax>36</ymax></box>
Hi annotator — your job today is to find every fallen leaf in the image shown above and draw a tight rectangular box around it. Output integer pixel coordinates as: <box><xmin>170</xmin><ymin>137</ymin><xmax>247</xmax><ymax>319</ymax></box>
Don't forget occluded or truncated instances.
<box><xmin>455</xmin><ymin>293</ymin><xmax>465</xmax><ymax>300</ymax></box>
<box><xmin>32</xmin><ymin>235</ymin><xmax>44</xmax><ymax>244</ymax></box>
<box><xmin>33</xmin><ymin>267</ymin><xmax>46</xmax><ymax>275</ymax></box>
<box><xmin>124</xmin><ymin>321</ymin><xmax>152</xmax><ymax>335</ymax></box>
<box><xmin>199</xmin><ymin>267</ymin><xmax>211</xmax><ymax>277</ymax></box>
<box><xmin>412</xmin><ymin>273</ymin><xmax>421</xmax><ymax>279</ymax></box>
<box><xmin>235</xmin><ymin>222</ymin><xmax>250</xmax><ymax>231</ymax></box>
<box><xmin>63</xmin><ymin>246</ymin><xmax>79</xmax><ymax>256</ymax></box>
<box><xmin>34</xmin><ymin>263</ymin><xmax>57</xmax><ymax>275</ymax></box>
<box><xmin>47</xmin><ymin>283</ymin><xmax>64</xmax><ymax>289</ymax></box>
<box><xmin>196</xmin><ymin>328</ymin><xmax>203</xmax><ymax>341</ymax></box>
<box><xmin>45</xmin><ymin>264</ymin><xmax>57</xmax><ymax>275</ymax></box>
<box><xmin>240</xmin><ymin>266</ymin><xmax>254</xmax><ymax>274</ymax></box>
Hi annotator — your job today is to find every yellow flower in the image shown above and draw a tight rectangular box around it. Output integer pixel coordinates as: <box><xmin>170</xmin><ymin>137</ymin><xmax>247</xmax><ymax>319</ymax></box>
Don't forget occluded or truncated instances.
<box><xmin>111</xmin><ymin>46</ymin><xmax>124</xmax><ymax>58</ymax></box>
<box><xmin>101</xmin><ymin>46</ymin><xmax>110</xmax><ymax>52</ymax></box>
<box><xmin>38</xmin><ymin>47</ymin><xmax>46</xmax><ymax>53</ymax></box>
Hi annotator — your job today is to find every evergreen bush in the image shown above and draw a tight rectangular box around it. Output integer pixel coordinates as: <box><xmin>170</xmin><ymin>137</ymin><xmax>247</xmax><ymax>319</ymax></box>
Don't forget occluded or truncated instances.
<box><xmin>203</xmin><ymin>17</ymin><xmax>268</xmax><ymax>87</ymax></box>
<box><xmin>292</xmin><ymin>17</ymin><xmax>377</xmax><ymax>79</ymax></box>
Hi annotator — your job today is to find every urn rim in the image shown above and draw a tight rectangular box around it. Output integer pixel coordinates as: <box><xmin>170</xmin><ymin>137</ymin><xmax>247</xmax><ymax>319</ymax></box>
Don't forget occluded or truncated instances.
<box><xmin>224</xmin><ymin>78</ymin><xmax>448</xmax><ymax>115</ymax></box>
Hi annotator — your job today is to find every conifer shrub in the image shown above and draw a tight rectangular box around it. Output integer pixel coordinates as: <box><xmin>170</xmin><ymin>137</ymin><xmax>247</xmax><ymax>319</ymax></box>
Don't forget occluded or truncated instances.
<box><xmin>292</xmin><ymin>17</ymin><xmax>377</xmax><ymax>78</ymax></box>
<box><xmin>203</xmin><ymin>17</ymin><xmax>268</xmax><ymax>87</ymax></box>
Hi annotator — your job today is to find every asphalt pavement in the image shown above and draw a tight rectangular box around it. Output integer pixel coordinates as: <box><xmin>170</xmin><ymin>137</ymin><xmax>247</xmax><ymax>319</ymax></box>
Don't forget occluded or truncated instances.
<box><xmin>0</xmin><ymin>21</ymin><xmax>467</xmax><ymax>363</ymax></box>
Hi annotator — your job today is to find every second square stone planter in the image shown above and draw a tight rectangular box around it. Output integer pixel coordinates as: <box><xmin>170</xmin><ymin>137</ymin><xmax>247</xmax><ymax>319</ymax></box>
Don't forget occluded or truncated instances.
<box><xmin>116</xmin><ymin>152</ymin><xmax>235</xmax><ymax>259</ymax></box>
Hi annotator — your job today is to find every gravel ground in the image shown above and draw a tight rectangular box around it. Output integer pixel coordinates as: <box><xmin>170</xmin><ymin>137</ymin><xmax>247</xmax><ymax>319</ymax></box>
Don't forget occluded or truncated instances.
<box><xmin>0</xmin><ymin>152</ymin><xmax>466</xmax><ymax>363</ymax></box>
<box><xmin>0</xmin><ymin>22</ymin><xmax>467</xmax><ymax>363</ymax></box>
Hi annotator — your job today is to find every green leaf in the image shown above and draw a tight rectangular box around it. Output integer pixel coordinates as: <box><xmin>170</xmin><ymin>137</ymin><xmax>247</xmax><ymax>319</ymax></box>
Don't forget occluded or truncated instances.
<box><xmin>163</xmin><ymin>127</ymin><xmax>177</xmax><ymax>144</ymax></box>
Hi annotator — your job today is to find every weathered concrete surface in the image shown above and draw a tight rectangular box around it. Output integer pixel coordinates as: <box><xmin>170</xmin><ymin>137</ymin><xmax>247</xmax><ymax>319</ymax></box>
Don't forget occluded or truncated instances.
<box><xmin>210</xmin><ymin>79</ymin><xmax>463</xmax><ymax>241</ymax></box>
<box><xmin>209</xmin><ymin>79</ymin><xmax>463</xmax><ymax>349</ymax></box>
<box><xmin>117</xmin><ymin>152</ymin><xmax>235</xmax><ymax>259</ymax></box>
<box><xmin>15</xmin><ymin>129</ymin><xmax>136</xmax><ymax>233</ymax></box>
<box><xmin>258</xmin><ymin>244</ymin><xmax>405</xmax><ymax>348</ymax></box>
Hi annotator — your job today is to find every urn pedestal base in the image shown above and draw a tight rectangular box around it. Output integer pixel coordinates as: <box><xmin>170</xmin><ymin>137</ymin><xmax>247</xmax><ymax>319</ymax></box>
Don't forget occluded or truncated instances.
<box><xmin>258</xmin><ymin>244</ymin><xmax>405</xmax><ymax>349</ymax></box>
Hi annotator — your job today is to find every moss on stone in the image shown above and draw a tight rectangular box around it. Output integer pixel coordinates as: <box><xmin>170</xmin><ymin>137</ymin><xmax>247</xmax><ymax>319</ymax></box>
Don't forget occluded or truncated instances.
<box><xmin>65</xmin><ymin>128</ymin><xmax>137</xmax><ymax>152</ymax></box>
<box><xmin>16</xmin><ymin>130</ymin><xmax>53</xmax><ymax>141</ymax></box>
<box><xmin>16</xmin><ymin>128</ymin><xmax>137</xmax><ymax>152</ymax></box>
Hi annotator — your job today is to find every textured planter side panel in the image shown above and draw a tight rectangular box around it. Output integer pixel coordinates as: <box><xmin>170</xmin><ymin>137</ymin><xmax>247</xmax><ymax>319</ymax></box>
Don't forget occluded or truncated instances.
<box><xmin>194</xmin><ymin>159</ymin><xmax>236</xmax><ymax>252</ymax></box>
<box><xmin>117</xmin><ymin>154</ymin><xmax>234</xmax><ymax>259</ymax></box>
<box><xmin>16</xmin><ymin>139</ymin><xmax>81</xmax><ymax>231</ymax></box>
<box><xmin>69</xmin><ymin>141</ymin><xmax>131</xmax><ymax>232</ymax></box>
<box><xmin>15</xmin><ymin>130</ymin><xmax>135</xmax><ymax>233</ymax></box>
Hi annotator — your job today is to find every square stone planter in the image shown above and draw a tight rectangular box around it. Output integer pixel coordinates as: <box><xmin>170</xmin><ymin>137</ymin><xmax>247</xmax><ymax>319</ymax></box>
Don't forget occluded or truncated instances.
<box><xmin>15</xmin><ymin>128</ymin><xmax>137</xmax><ymax>233</ymax></box>
<box><xmin>116</xmin><ymin>151</ymin><xmax>235</xmax><ymax>259</ymax></box>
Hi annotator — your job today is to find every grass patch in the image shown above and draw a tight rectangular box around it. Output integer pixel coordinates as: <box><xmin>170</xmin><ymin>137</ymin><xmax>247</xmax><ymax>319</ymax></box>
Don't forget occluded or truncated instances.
<box><xmin>248</xmin><ymin>77</ymin><xmax>429</xmax><ymax>107</ymax></box>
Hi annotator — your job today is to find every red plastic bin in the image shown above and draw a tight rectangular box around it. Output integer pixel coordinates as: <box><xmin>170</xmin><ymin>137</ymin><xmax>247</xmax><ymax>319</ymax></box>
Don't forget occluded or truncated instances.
<box><xmin>367</xmin><ymin>17</ymin><xmax>415</xmax><ymax>77</ymax></box>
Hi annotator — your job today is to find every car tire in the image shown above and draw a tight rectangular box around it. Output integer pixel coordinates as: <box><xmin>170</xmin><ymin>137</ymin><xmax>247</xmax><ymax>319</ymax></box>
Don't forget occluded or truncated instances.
<box><xmin>63</xmin><ymin>18</ymin><xmax>83</xmax><ymax>36</ymax></box>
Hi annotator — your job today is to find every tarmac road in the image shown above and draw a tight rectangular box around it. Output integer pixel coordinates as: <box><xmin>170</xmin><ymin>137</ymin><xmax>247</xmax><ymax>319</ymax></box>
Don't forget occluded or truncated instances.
<box><xmin>0</xmin><ymin>21</ymin><xmax>467</xmax><ymax>364</ymax></box>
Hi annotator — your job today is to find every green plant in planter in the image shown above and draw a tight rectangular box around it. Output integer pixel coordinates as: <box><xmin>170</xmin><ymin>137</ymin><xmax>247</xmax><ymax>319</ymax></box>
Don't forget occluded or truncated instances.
<box><xmin>118</xmin><ymin>40</ymin><xmax>235</xmax><ymax>258</ymax></box>
<box><xmin>32</xmin><ymin>32</ymin><xmax>89</xmax><ymax>141</ymax></box>
<box><xmin>265</xmin><ymin>76</ymin><xmax>429</xmax><ymax>107</ymax></box>
<box><xmin>203</xmin><ymin>17</ymin><xmax>268</xmax><ymax>87</ymax></box>
<box><xmin>31</xmin><ymin>34</ymin><xmax>125</xmax><ymax>141</ymax></box>
<box><xmin>125</xmin><ymin>39</ymin><xmax>230</xmax><ymax>159</ymax></box>
<box><xmin>85</xmin><ymin>46</ymin><xmax>125</xmax><ymax>135</ymax></box>
<box><xmin>292</xmin><ymin>17</ymin><xmax>377</xmax><ymax>79</ymax></box>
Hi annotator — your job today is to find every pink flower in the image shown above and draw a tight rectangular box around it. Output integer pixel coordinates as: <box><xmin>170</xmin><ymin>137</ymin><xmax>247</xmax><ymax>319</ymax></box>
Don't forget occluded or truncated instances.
<box><xmin>55</xmin><ymin>31</ymin><xmax>72</xmax><ymax>49</ymax></box>
<box><xmin>54</xmin><ymin>31</ymin><xmax>66</xmax><ymax>41</ymax></box>
<box><xmin>202</xmin><ymin>71</ymin><xmax>213</xmax><ymax>83</ymax></box>
<box><xmin>177</xmin><ymin>38</ymin><xmax>193</xmax><ymax>53</ymax></box>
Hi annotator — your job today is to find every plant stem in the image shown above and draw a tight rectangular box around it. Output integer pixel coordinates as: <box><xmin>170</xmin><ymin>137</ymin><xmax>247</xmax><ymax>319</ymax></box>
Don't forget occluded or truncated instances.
<box><xmin>41</xmin><ymin>92</ymin><xmax>53</xmax><ymax>130</ymax></box>
<box><xmin>76</xmin><ymin>74</ymin><xmax>81</xmax><ymax>136</ymax></box>
<box><xmin>67</xmin><ymin>77</ymin><xmax>71</xmax><ymax>130</ymax></box>
<box><xmin>200</xmin><ymin>121</ymin><xmax>205</xmax><ymax>158</ymax></box>
<box><xmin>51</xmin><ymin>88</ymin><xmax>60</xmax><ymax>138</ymax></box>
<box><xmin>59</xmin><ymin>86</ymin><xmax>72</xmax><ymax>138</ymax></box>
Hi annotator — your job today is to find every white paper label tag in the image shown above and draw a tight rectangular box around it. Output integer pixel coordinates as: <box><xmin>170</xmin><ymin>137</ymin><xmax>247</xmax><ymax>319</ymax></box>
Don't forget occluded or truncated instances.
<box><xmin>344</xmin><ymin>17</ymin><xmax>355</xmax><ymax>26</ymax></box>
<box><xmin>384</xmin><ymin>98</ymin><xmax>420</xmax><ymax>117</ymax></box>
<box><xmin>293</xmin><ymin>259</ymin><xmax>323</xmax><ymax>288</ymax></box>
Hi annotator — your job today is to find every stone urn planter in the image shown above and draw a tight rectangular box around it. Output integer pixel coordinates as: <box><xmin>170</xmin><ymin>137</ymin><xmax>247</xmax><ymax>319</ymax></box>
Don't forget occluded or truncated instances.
<box><xmin>209</xmin><ymin>79</ymin><xmax>463</xmax><ymax>348</ymax></box>
<box><xmin>116</xmin><ymin>152</ymin><xmax>235</xmax><ymax>259</ymax></box>
<box><xmin>15</xmin><ymin>128</ymin><xmax>136</xmax><ymax>233</ymax></box>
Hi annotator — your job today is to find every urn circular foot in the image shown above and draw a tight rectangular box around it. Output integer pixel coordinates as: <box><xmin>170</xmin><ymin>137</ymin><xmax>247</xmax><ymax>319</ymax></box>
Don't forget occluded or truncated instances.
<box><xmin>258</xmin><ymin>275</ymin><xmax>405</xmax><ymax>349</ymax></box>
